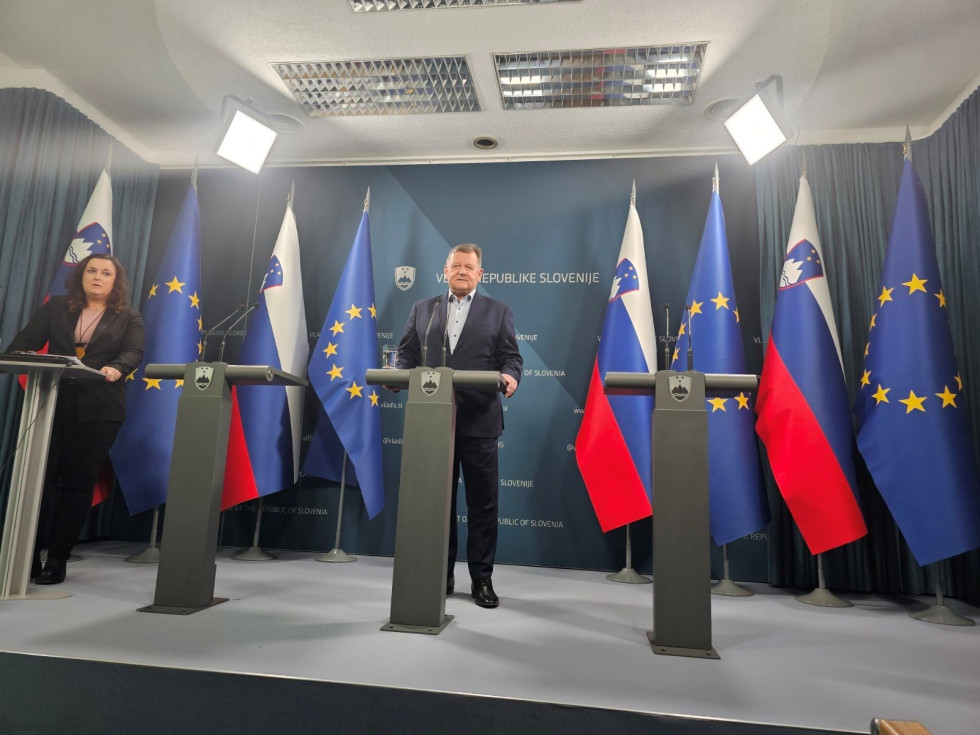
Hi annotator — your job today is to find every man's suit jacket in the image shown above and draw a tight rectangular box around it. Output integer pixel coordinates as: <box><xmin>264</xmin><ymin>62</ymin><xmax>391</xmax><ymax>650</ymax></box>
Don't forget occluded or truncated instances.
<box><xmin>396</xmin><ymin>290</ymin><xmax>522</xmax><ymax>438</ymax></box>
<box><xmin>7</xmin><ymin>296</ymin><xmax>144</xmax><ymax>423</ymax></box>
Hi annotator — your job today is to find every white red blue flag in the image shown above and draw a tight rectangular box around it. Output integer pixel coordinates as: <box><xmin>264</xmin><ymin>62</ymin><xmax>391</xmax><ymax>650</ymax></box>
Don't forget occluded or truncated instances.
<box><xmin>223</xmin><ymin>202</ymin><xmax>309</xmax><ymax>508</ymax></box>
<box><xmin>755</xmin><ymin>174</ymin><xmax>867</xmax><ymax>554</ymax></box>
<box><xmin>46</xmin><ymin>169</ymin><xmax>113</xmax><ymax>298</ymax></box>
<box><xmin>575</xmin><ymin>187</ymin><xmax>655</xmax><ymax>532</ymax></box>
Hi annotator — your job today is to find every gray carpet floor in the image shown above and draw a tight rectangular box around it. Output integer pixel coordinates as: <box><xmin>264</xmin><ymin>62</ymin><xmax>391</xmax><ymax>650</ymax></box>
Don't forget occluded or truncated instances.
<box><xmin>1</xmin><ymin>541</ymin><xmax>977</xmax><ymax>735</ymax></box>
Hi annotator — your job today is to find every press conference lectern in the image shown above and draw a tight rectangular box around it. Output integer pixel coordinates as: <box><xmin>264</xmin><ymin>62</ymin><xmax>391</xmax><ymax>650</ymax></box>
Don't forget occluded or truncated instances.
<box><xmin>0</xmin><ymin>354</ymin><xmax>106</xmax><ymax>600</ymax></box>
<box><xmin>605</xmin><ymin>370</ymin><xmax>758</xmax><ymax>659</ymax></box>
<box><xmin>138</xmin><ymin>361</ymin><xmax>305</xmax><ymax>615</ymax></box>
<box><xmin>366</xmin><ymin>366</ymin><xmax>500</xmax><ymax>634</ymax></box>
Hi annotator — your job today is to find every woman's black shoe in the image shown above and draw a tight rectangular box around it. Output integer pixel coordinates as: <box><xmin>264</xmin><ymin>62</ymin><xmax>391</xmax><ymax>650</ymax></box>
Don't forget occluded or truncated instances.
<box><xmin>35</xmin><ymin>562</ymin><xmax>66</xmax><ymax>585</ymax></box>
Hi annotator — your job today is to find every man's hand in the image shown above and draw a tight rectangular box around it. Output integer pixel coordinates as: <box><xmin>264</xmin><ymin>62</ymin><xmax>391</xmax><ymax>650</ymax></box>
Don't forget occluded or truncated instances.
<box><xmin>500</xmin><ymin>373</ymin><xmax>518</xmax><ymax>397</ymax></box>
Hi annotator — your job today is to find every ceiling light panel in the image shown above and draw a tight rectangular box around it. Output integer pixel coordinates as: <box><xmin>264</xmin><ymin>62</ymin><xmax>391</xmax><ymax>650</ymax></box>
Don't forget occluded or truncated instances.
<box><xmin>271</xmin><ymin>58</ymin><xmax>481</xmax><ymax>116</ymax></box>
<box><xmin>350</xmin><ymin>0</ymin><xmax>579</xmax><ymax>11</ymax></box>
<box><xmin>494</xmin><ymin>45</ymin><xmax>708</xmax><ymax>110</ymax></box>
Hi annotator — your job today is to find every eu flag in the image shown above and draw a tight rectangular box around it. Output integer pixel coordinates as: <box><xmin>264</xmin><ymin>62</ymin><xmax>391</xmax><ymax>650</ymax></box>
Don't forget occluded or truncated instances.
<box><xmin>670</xmin><ymin>175</ymin><xmax>769</xmax><ymax>545</ymax></box>
<box><xmin>303</xmin><ymin>200</ymin><xmax>384</xmax><ymax>519</ymax></box>
<box><xmin>110</xmin><ymin>183</ymin><xmax>203</xmax><ymax>515</ymax></box>
<box><xmin>855</xmin><ymin>158</ymin><xmax>980</xmax><ymax>565</ymax></box>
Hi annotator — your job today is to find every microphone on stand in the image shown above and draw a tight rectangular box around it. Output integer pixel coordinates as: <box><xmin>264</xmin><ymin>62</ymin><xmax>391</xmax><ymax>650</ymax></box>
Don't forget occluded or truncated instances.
<box><xmin>421</xmin><ymin>295</ymin><xmax>441</xmax><ymax>367</ymax></box>
<box><xmin>442</xmin><ymin>297</ymin><xmax>452</xmax><ymax>367</ymax></box>
<box><xmin>217</xmin><ymin>303</ymin><xmax>258</xmax><ymax>363</ymax></box>
<box><xmin>686</xmin><ymin>304</ymin><xmax>695</xmax><ymax>371</ymax></box>
<box><xmin>663</xmin><ymin>303</ymin><xmax>670</xmax><ymax>370</ymax></box>
<box><xmin>201</xmin><ymin>303</ymin><xmax>246</xmax><ymax>360</ymax></box>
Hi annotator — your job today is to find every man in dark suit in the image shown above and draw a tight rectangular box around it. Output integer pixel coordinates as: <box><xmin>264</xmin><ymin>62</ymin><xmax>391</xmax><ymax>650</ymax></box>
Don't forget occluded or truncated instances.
<box><xmin>396</xmin><ymin>243</ymin><xmax>522</xmax><ymax>608</ymax></box>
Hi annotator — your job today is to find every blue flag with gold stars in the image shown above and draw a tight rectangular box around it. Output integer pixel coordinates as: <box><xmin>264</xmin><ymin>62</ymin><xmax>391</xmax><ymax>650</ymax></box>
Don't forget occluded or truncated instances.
<box><xmin>110</xmin><ymin>183</ymin><xmax>203</xmax><ymax>515</ymax></box>
<box><xmin>671</xmin><ymin>181</ymin><xmax>769</xmax><ymax>545</ymax></box>
<box><xmin>303</xmin><ymin>205</ymin><xmax>384</xmax><ymax>519</ymax></box>
<box><xmin>855</xmin><ymin>158</ymin><xmax>980</xmax><ymax>565</ymax></box>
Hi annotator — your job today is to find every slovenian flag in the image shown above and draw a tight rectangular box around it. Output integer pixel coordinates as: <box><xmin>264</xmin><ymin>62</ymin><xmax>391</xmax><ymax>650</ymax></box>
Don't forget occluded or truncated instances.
<box><xmin>855</xmin><ymin>157</ymin><xmax>980</xmax><ymax>565</ymax></box>
<box><xmin>30</xmin><ymin>169</ymin><xmax>114</xmax><ymax>505</ymax></box>
<box><xmin>575</xmin><ymin>186</ymin><xmax>656</xmax><ymax>532</ymax></box>
<box><xmin>670</xmin><ymin>171</ymin><xmax>769</xmax><ymax>545</ymax></box>
<box><xmin>222</xmin><ymin>200</ymin><xmax>309</xmax><ymax>508</ymax></box>
<box><xmin>47</xmin><ymin>169</ymin><xmax>113</xmax><ymax>298</ymax></box>
<box><xmin>755</xmin><ymin>173</ymin><xmax>867</xmax><ymax>554</ymax></box>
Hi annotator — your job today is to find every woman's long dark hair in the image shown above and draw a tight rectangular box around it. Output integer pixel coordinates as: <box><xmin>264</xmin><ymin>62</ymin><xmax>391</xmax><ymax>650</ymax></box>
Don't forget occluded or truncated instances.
<box><xmin>66</xmin><ymin>253</ymin><xmax>130</xmax><ymax>313</ymax></box>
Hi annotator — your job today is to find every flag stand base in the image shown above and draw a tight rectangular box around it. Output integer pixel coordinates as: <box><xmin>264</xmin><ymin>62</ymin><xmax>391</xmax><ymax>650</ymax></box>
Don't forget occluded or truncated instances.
<box><xmin>232</xmin><ymin>546</ymin><xmax>276</xmax><ymax>561</ymax></box>
<box><xmin>382</xmin><ymin>615</ymin><xmax>453</xmax><ymax>636</ymax></box>
<box><xmin>139</xmin><ymin>598</ymin><xmax>228</xmax><ymax>616</ymax></box>
<box><xmin>647</xmin><ymin>631</ymin><xmax>719</xmax><ymax>659</ymax></box>
<box><xmin>606</xmin><ymin>567</ymin><xmax>651</xmax><ymax>584</ymax></box>
<box><xmin>910</xmin><ymin>603</ymin><xmax>974</xmax><ymax>626</ymax></box>
<box><xmin>795</xmin><ymin>587</ymin><xmax>852</xmax><ymax>607</ymax></box>
<box><xmin>124</xmin><ymin>547</ymin><xmax>160</xmax><ymax>564</ymax></box>
<box><xmin>316</xmin><ymin>548</ymin><xmax>356</xmax><ymax>563</ymax></box>
<box><xmin>711</xmin><ymin>578</ymin><xmax>752</xmax><ymax>597</ymax></box>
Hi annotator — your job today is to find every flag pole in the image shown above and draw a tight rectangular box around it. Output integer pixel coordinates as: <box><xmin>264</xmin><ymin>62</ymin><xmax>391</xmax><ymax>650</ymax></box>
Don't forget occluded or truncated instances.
<box><xmin>711</xmin><ymin>543</ymin><xmax>752</xmax><ymax>596</ymax></box>
<box><xmin>909</xmin><ymin>563</ymin><xmax>974</xmax><ymax>626</ymax></box>
<box><xmin>606</xmin><ymin>523</ymin><xmax>651</xmax><ymax>584</ymax></box>
<box><xmin>795</xmin><ymin>553</ymin><xmax>852</xmax><ymax>607</ymax></box>
<box><xmin>316</xmin><ymin>452</ymin><xmax>357</xmax><ymax>563</ymax></box>
<box><xmin>123</xmin><ymin>507</ymin><xmax>161</xmax><ymax>564</ymax></box>
<box><xmin>232</xmin><ymin>497</ymin><xmax>276</xmax><ymax>561</ymax></box>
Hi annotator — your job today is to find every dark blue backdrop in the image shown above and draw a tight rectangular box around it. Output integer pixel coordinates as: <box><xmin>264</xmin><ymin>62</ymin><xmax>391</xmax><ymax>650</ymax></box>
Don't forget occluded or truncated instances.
<box><xmin>110</xmin><ymin>155</ymin><xmax>767</xmax><ymax>578</ymax></box>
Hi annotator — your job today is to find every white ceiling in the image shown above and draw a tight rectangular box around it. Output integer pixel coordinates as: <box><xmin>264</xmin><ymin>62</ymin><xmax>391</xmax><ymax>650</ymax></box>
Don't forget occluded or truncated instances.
<box><xmin>1</xmin><ymin>0</ymin><xmax>979</xmax><ymax>168</ymax></box>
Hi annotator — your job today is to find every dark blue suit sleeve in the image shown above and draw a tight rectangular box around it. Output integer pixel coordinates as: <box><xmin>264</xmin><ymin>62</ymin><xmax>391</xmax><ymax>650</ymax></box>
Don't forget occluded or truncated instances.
<box><xmin>496</xmin><ymin>305</ymin><xmax>523</xmax><ymax>384</ymax></box>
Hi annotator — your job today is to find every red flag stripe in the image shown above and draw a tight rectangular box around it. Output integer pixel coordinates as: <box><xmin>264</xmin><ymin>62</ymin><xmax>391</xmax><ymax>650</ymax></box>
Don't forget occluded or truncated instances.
<box><xmin>756</xmin><ymin>341</ymin><xmax>867</xmax><ymax>553</ymax></box>
<box><xmin>575</xmin><ymin>360</ymin><xmax>652</xmax><ymax>532</ymax></box>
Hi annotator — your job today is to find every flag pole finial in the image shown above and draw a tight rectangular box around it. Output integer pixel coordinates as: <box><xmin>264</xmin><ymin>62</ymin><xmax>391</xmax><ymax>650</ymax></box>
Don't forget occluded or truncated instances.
<box><xmin>903</xmin><ymin>126</ymin><xmax>913</xmax><ymax>162</ymax></box>
<box><xmin>712</xmin><ymin>163</ymin><xmax>719</xmax><ymax>193</ymax></box>
<box><xmin>630</xmin><ymin>180</ymin><xmax>636</xmax><ymax>207</ymax></box>
<box><xmin>106</xmin><ymin>141</ymin><xmax>114</xmax><ymax>173</ymax></box>
<box><xmin>363</xmin><ymin>187</ymin><xmax>371</xmax><ymax>213</ymax></box>
<box><xmin>191</xmin><ymin>157</ymin><xmax>199</xmax><ymax>191</ymax></box>
<box><xmin>288</xmin><ymin>180</ymin><xmax>295</xmax><ymax>206</ymax></box>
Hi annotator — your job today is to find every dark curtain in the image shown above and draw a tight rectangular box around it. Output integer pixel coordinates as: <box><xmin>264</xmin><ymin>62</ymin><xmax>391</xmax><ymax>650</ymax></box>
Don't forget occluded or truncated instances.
<box><xmin>0</xmin><ymin>88</ymin><xmax>159</xmax><ymax>536</ymax></box>
<box><xmin>756</xmin><ymin>86</ymin><xmax>980</xmax><ymax>604</ymax></box>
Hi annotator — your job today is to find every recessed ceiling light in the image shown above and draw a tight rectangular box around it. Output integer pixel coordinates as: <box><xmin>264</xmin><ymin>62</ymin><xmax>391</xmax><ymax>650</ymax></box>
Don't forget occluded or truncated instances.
<box><xmin>271</xmin><ymin>57</ymin><xmax>481</xmax><ymax>116</ymax></box>
<box><xmin>350</xmin><ymin>0</ymin><xmax>579</xmax><ymax>11</ymax></box>
<box><xmin>494</xmin><ymin>44</ymin><xmax>708</xmax><ymax>110</ymax></box>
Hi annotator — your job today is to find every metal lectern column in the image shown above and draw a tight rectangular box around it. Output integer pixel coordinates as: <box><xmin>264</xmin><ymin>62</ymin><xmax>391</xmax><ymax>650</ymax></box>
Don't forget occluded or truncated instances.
<box><xmin>138</xmin><ymin>361</ymin><xmax>305</xmax><ymax>615</ymax></box>
<box><xmin>0</xmin><ymin>356</ymin><xmax>105</xmax><ymax>601</ymax></box>
<box><xmin>605</xmin><ymin>370</ymin><xmax>756</xmax><ymax>660</ymax></box>
<box><xmin>366</xmin><ymin>367</ymin><xmax>500</xmax><ymax>635</ymax></box>
<box><xmin>649</xmin><ymin>371</ymin><xmax>714</xmax><ymax>658</ymax></box>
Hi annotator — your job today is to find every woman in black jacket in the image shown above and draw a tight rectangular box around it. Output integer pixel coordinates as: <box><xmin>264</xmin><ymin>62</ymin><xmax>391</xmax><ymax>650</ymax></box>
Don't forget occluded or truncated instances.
<box><xmin>7</xmin><ymin>253</ymin><xmax>144</xmax><ymax>584</ymax></box>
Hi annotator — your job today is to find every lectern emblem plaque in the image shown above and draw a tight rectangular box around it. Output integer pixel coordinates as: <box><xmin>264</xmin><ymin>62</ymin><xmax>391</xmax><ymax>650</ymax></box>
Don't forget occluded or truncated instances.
<box><xmin>195</xmin><ymin>365</ymin><xmax>214</xmax><ymax>391</ymax></box>
<box><xmin>668</xmin><ymin>374</ymin><xmax>692</xmax><ymax>402</ymax></box>
<box><xmin>420</xmin><ymin>370</ymin><xmax>440</xmax><ymax>396</ymax></box>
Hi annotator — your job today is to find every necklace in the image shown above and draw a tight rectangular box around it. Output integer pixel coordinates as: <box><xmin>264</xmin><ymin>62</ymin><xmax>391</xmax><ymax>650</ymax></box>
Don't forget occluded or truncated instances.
<box><xmin>74</xmin><ymin>307</ymin><xmax>106</xmax><ymax>358</ymax></box>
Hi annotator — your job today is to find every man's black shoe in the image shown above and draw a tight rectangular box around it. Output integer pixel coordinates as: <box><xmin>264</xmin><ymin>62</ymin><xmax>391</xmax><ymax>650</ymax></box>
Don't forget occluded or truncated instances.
<box><xmin>447</xmin><ymin>577</ymin><xmax>455</xmax><ymax>595</ymax></box>
<box><xmin>471</xmin><ymin>578</ymin><xmax>499</xmax><ymax>608</ymax></box>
